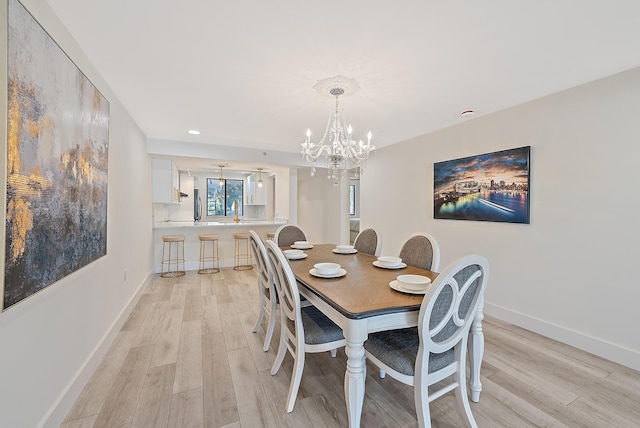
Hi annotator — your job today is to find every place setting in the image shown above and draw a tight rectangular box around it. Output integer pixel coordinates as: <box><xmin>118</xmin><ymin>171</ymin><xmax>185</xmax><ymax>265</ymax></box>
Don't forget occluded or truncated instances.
<box><xmin>332</xmin><ymin>244</ymin><xmax>358</xmax><ymax>254</ymax></box>
<box><xmin>389</xmin><ymin>274</ymin><xmax>432</xmax><ymax>295</ymax></box>
<box><xmin>373</xmin><ymin>256</ymin><xmax>407</xmax><ymax>269</ymax></box>
<box><xmin>283</xmin><ymin>249</ymin><xmax>308</xmax><ymax>260</ymax></box>
<box><xmin>309</xmin><ymin>262</ymin><xmax>347</xmax><ymax>279</ymax></box>
<box><xmin>290</xmin><ymin>240</ymin><xmax>313</xmax><ymax>250</ymax></box>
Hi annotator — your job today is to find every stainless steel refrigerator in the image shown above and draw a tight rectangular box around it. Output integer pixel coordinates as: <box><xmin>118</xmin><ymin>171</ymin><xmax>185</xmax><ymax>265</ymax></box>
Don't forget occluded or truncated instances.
<box><xmin>194</xmin><ymin>188</ymin><xmax>202</xmax><ymax>222</ymax></box>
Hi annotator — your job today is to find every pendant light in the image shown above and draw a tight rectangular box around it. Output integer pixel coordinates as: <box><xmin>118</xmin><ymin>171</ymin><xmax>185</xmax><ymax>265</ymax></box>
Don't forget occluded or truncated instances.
<box><xmin>257</xmin><ymin>168</ymin><xmax>264</xmax><ymax>188</ymax></box>
<box><xmin>218</xmin><ymin>165</ymin><xmax>225</xmax><ymax>186</ymax></box>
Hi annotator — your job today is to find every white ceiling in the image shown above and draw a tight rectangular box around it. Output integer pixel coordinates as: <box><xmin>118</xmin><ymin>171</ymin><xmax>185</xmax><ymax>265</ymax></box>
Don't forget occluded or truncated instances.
<box><xmin>44</xmin><ymin>0</ymin><xmax>640</xmax><ymax>172</ymax></box>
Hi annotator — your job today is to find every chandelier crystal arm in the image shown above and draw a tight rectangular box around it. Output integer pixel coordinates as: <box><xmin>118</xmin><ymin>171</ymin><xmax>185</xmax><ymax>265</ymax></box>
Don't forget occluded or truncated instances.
<box><xmin>345</xmin><ymin>144</ymin><xmax>373</xmax><ymax>162</ymax></box>
<box><xmin>301</xmin><ymin>139</ymin><xmax>332</xmax><ymax>163</ymax></box>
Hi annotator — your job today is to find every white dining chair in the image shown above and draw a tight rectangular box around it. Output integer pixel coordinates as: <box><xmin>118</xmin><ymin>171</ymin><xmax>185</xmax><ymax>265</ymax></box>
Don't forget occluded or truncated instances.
<box><xmin>353</xmin><ymin>227</ymin><xmax>383</xmax><ymax>256</ymax></box>
<box><xmin>364</xmin><ymin>255</ymin><xmax>489</xmax><ymax>428</ymax></box>
<box><xmin>248</xmin><ymin>230</ymin><xmax>278</xmax><ymax>352</ymax></box>
<box><xmin>398</xmin><ymin>232</ymin><xmax>441</xmax><ymax>271</ymax></box>
<box><xmin>274</xmin><ymin>224</ymin><xmax>307</xmax><ymax>247</ymax></box>
<box><xmin>375</xmin><ymin>231</ymin><xmax>442</xmax><ymax>379</ymax></box>
<box><xmin>264</xmin><ymin>240</ymin><xmax>347</xmax><ymax>413</ymax></box>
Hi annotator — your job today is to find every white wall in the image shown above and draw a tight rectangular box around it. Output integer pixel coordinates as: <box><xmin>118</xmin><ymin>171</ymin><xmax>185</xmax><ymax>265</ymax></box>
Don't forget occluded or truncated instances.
<box><xmin>0</xmin><ymin>1</ymin><xmax>153</xmax><ymax>427</ymax></box>
<box><xmin>282</xmin><ymin>168</ymin><xmax>295</xmax><ymax>223</ymax></box>
<box><xmin>265</xmin><ymin>173</ymin><xmax>275</xmax><ymax>221</ymax></box>
<box><xmin>298</xmin><ymin>170</ymin><xmax>344</xmax><ymax>244</ymax></box>
<box><xmin>360</xmin><ymin>67</ymin><xmax>640</xmax><ymax>370</ymax></box>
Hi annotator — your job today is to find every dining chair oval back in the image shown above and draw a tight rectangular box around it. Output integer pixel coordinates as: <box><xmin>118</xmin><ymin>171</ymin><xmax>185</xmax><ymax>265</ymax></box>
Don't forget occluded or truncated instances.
<box><xmin>353</xmin><ymin>228</ymin><xmax>382</xmax><ymax>256</ymax></box>
<box><xmin>364</xmin><ymin>254</ymin><xmax>489</xmax><ymax>428</ymax></box>
<box><xmin>264</xmin><ymin>240</ymin><xmax>346</xmax><ymax>413</ymax></box>
<box><xmin>274</xmin><ymin>224</ymin><xmax>307</xmax><ymax>247</ymax></box>
<box><xmin>399</xmin><ymin>232</ymin><xmax>441</xmax><ymax>271</ymax></box>
<box><xmin>248</xmin><ymin>230</ymin><xmax>278</xmax><ymax>352</ymax></box>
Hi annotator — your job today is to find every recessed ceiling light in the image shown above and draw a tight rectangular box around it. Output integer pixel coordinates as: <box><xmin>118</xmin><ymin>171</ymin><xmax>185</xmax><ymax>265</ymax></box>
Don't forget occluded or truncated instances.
<box><xmin>188</xmin><ymin>129</ymin><xmax>200</xmax><ymax>135</ymax></box>
<box><xmin>461</xmin><ymin>110</ymin><xmax>476</xmax><ymax>118</ymax></box>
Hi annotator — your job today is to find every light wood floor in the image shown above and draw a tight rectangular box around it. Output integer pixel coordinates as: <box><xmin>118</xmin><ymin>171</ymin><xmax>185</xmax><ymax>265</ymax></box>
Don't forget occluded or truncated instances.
<box><xmin>62</xmin><ymin>268</ymin><xmax>640</xmax><ymax>428</ymax></box>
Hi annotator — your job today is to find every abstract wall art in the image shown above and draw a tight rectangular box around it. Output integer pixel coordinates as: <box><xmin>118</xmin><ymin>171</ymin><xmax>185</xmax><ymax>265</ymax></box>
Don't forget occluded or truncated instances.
<box><xmin>434</xmin><ymin>146</ymin><xmax>530</xmax><ymax>224</ymax></box>
<box><xmin>1</xmin><ymin>0</ymin><xmax>110</xmax><ymax>310</ymax></box>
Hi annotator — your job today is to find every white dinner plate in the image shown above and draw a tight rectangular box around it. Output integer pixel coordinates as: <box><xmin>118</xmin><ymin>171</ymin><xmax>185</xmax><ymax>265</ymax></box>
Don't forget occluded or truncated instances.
<box><xmin>332</xmin><ymin>249</ymin><xmax>358</xmax><ymax>254</ymax></box>
<box><xmin>291</xmin><ymin>244</ymin><xmax>313</xmax><ymax>250</ymax></box>
<box><xmin>389</xmin><ymin>280</ymin><xmax>428</xmax><ymax>295</ymax></box>
<box><xmin>373</xmin><ymin>261</ymin><xmax>407</xmax><ymax>269</ymax></box>
<box><xmin>309</xmin><ymin>268</ymin><xmax>347</xmax><ymax>278</ymax></box>
<box><xmin>286</xmin><ymin>253</ymin><xmax>308</xmax><ymax>260</ymax></box>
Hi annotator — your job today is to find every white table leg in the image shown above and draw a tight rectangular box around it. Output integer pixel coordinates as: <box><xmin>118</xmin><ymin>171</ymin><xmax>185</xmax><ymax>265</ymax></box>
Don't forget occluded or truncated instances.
<box><xmin>344</xmin><ymin>320</ymin><xmax>367</xmax><ymax>428</ymax></box>
<box><xmin>468</xmin><ymin>298</ymin><xmax>484</xmax><ymax>403</ymax></box>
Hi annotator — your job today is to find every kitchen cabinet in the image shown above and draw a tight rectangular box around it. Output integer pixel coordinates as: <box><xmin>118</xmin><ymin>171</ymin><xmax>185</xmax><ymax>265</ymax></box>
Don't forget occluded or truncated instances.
<box><xmin>246</xmin><ymin>173</ymin><xmax>266</xmax><ymax>205</ymax></box>
<box><xmin>152</xmin><ymin>159</ymin><xmax>180</xmax><ymax>203</ymax></box>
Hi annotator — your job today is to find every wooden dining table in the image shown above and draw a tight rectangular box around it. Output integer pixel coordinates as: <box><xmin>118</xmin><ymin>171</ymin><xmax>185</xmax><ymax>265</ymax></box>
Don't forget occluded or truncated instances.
<box><xmin>284</xmin><ymin>243</ymin><xmax>485</xmax><ymax>428</ymax></box>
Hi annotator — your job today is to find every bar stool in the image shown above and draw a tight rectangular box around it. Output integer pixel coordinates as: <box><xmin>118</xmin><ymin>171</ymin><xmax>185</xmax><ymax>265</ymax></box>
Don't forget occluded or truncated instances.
<box><xmin>161</xmin><ymin>235</ymin><xmax>186</xmax><ymax>278</ymax></box>
<box><xmin>233</xmin><ymin>232</ymin><xmax>253</xmax><ymax>271</ymax></box>
<box><xmin>198</xmin><ymin>234</ymin><xmax>220</xmax><ymax>274</ymax></box>
<box><xmin>266</xmin><ymin>232</ymin><xmax>275</xmax><ymax>241</ymax></box>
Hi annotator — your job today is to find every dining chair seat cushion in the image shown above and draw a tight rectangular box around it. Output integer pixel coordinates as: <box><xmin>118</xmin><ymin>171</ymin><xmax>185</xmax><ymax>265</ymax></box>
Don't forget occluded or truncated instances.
<box><xmin>364</xmin><ymin>327</ymin><xmax>454</xmax><ymax>376</ymax></box>
<box><xmin>295</xmin><ymin>306</ymin><xmax>345</xmax><ymax>345</ymax></box>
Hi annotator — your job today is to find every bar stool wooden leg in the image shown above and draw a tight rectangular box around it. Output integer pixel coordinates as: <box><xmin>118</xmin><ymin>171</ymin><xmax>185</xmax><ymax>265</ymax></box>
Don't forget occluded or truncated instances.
<box><xmin>233</xmin><ymin>232</ymin><xmax>253</xmax><ymax>271</ymax></box>
<box><xmin>161</xmin><ymin>235</ymin><xmax>186</xmax><ymax>278</ymax></box>
<box><xmin>198</xmin><ymin>234</ymin><xmax>220</xmax><ymax>274</ymax></box>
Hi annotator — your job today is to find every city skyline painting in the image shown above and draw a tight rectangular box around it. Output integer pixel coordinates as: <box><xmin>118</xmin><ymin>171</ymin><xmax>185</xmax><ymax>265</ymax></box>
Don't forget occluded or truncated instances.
<box><xmin>2</xmin><ymin>0</ymin><xmax>110</xmax><ymax>310</ymax></box>
<box><xmin>434</xmin><ymin>146</ymin><xmax>530</xmax><ymax>224</ymax></box>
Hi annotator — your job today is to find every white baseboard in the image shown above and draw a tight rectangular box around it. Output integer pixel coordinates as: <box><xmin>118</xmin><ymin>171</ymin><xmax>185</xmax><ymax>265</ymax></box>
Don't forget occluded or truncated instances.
<box><xmin>484</xmin><ymin>302</ymin><xmax>640</xmax><ymax>372</ymax></box>
<box><xmin>40</xmin><ymin>272</ymin><xmax>152</xmax><ymax>428</ymax></box>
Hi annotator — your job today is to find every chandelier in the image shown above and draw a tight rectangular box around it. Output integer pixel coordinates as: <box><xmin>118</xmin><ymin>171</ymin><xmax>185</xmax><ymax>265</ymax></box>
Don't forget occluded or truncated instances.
<box><xmin>301</xmin><ymin>76</ymin><xmax>375</xmax><ymax>184</ymax></box>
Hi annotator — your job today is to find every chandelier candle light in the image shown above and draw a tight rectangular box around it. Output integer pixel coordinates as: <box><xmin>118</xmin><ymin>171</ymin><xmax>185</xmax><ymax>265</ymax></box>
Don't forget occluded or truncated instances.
<box><xmin>301</xmin><ymin>76</ymin><xmax>375</xmax><ymax>184</ymax></box>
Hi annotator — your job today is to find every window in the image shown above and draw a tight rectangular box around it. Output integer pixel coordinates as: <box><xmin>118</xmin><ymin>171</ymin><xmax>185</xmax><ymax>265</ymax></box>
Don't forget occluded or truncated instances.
<box><xmin>206</xmin><ymin>178</ymin><xmax>244</xmax><ymax>217</ymax></box>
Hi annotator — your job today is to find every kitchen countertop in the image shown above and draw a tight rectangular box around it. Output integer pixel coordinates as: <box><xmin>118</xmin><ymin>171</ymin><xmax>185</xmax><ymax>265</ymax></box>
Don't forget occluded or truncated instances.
<box><xmin>153</xmin><ymin>220</ymin><xmax>286</xmax><ymax>229</ymax></box>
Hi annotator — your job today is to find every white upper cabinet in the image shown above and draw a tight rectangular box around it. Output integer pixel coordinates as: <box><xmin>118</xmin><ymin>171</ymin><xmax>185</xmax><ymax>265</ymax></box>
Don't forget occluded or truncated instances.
<box><xmin>246</xmin><ymin>174</ymin><xmax>254</xmax><ymax>205</ymax></box>
<box><xmin>246</xmin><ymin>173</ymin><xmax>266</xmax><ymax>205</ymax></box>
<box><xmin>152</xmin><ymin>159</ymin><xmax>180</xmax><ymax>203</ymax></box>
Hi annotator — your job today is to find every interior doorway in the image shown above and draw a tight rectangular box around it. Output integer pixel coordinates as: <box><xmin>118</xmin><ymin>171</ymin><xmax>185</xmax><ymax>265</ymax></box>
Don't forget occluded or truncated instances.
<box><xmin>349</xmin><ymin>178</ymin><xmax>360</xmax><ymax>244</ymax></box>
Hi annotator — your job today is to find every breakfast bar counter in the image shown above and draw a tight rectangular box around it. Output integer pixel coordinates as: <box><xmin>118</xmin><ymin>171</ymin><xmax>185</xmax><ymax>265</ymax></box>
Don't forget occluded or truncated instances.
<box><xmin>153</xmin><ymin>220</ymin><xmax>285</xmax><ymax>272</ymax></box>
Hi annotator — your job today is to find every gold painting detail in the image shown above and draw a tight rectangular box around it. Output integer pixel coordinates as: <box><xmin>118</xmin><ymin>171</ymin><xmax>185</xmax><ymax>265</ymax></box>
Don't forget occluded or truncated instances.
<box><xmin>6</xmin><ymin>78</ymin><xmax>52</xmax><ymax>262</ymax></box>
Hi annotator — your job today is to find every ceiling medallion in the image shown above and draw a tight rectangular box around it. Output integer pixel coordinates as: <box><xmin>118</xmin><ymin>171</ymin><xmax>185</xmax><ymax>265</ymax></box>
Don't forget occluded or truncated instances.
<box><xmin>312</xmin><ymin>75</ymin><xmax>361</xmax><ymax>98</ymax></box>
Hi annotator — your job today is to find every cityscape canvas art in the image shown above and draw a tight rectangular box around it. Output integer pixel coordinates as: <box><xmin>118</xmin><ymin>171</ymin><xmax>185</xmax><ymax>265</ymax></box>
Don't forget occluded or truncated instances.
<box><xmin>2</xmin><ymin>0</ymin><xmax>110</xmax><ymax>310</ymax></box>
<box><xmin>434</xmin><ymin>146</ymin><xmax>530</xmax><ymax>224</ymax></box>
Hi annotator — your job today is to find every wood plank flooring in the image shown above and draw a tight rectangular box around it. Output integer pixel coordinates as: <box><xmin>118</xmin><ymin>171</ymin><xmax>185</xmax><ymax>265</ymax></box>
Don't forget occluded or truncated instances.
<box><xmin>62</xmin><ymin>269</ymin><xmax>640</xmax><ymax>427</ymax></box>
